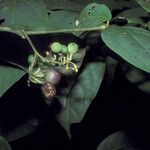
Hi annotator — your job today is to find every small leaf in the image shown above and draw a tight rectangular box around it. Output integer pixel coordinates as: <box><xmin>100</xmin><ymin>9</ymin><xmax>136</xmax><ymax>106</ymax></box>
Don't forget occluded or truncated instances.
<box><xmin>57</xmin><ymin>62</ymin><xmax>106</xmax><ymax>134</ymax></box>
<box><xmin>48</xmin><ymin>3</ymin><xmax>112</xmax><ymax>36</ymax></box>
<box><xmin>0</xmin><ymin>136</ymin><xmax>12</xmax><ymax>150</ymax></box>
<box><xmin>76</xmin><ymin>3</ymin><xmax>112</xmax><ymax>29</ymax></box>
<box><xmin>0</xmin><ymin>66</ymin><xmax>26</xmax><ymax>97</ymax></box>
<box><xmin>101</xmin><ymin>26</ymin><xmax>150</xmax><ymax>73</ymax></box>
<box><xmin>137</xmin><ymin>0</ymin><xmax>150</xmax><ymax>12</ymax></box>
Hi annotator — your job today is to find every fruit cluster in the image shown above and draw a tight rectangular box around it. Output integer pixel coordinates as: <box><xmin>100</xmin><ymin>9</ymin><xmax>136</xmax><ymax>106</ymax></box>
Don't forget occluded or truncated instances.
<box><xmin>50</xmin><ymin>42</ymin><xmax>78</xmax><ymax>55</ymax></box>
<box><xmin>27</xmin><ymin>42</ymin><xmax>79</xmax><ymax>100</ymax></box>
<box><xmin>48</xmin><ymin>42</ymin><xmax>79</xmax><ymax>72</ymax></box>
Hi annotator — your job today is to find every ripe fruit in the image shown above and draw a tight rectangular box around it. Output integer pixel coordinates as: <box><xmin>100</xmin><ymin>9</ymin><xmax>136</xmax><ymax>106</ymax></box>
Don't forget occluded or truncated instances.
<box><xmin>50</xmin><ymin>42</ymin><xmax>62</xmax><ymax>53</ymax></box>
<box><xmin>41</xmin><ymin>82</ymin><xmax>56</xmax><ymax>99</ymax></box>
<box><xmin>68</xmin><ymin>43</ymin><xmax>78</xmax><ymax>54</ymax></box>
<box><xmin>28</xmin><ymin>54</ymin><xmax>35</xmax><ymax>64</ymax></box>
<box><xmin>45</xmin><ymin>69</ymin><xmax>61</xmax><ymax>85</ymax></box>
<box><xmin>61</xmin><ymin>45</ymin><xmax>68</xmax><ymax>54</ymax></box>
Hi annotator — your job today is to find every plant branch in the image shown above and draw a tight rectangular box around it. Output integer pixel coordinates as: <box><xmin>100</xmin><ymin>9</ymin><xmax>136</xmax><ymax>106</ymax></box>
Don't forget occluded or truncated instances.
<box><xmin>0</xmin><ymin>58</ymin><xmax>28</xmax><ymax>73</ymax></box>
<box><xmin>21</xmin><ymin>30</ymin><xmax>45</xmax><ymax>61</ymax></box>
<box><xmin>26</xmin><ymin>25</ymin><xmax>108</xmax><ymax>35</ymax></box>
<box><xmin>0</xmin><ymin>27</ymin><xmax>25</xmax><ymax>38</ymax></box>
<box><xmin>0</xmin><ymin>23</ymin><xmax>109</xmax><ymax>37</ymax></box>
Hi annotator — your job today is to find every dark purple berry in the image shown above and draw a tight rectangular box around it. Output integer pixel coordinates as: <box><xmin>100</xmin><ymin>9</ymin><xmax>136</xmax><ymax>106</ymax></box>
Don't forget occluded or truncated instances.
<box><xmin>41</xmin><ymin>83</ymin><xmax>56</xmax><ymax>99</ymax></box>
<box><xmin>45</xmin><ymin>69</ymin><xmax>61</xmax><ymax>85</ymax></box>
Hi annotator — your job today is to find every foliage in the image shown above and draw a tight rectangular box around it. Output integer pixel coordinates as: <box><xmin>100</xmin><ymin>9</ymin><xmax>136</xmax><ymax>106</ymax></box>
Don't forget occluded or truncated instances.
<box><xmin>57</xmin><ymin>62</ymin><xmax>106</xmax><ymax>133</ymax></box>
<box><xmin>0</xmin><ymin>66</ymin><xmax>26</xmax><ymax>97</ymax></box>
<box><xmin>0</xmin><ymin>0</ymin><xmax>150</xmax><ymax>145</ymax></box>
<box><xmin>0</xmin><ymin>136</ymin><xmax>11</xmax><ymax>150</ymax></box>
<box><xmin>137</xmin><ymin>0</ymin><xmax>150</xmax><ymax>12</ymax></box>
<box><xmin>101</xmin><ymin>25</ymin><xmax>150</xmax><ymax>73</ymax></box>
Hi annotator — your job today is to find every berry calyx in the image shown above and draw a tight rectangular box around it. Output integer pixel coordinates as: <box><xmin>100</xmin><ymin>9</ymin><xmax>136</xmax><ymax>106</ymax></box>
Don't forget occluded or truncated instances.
<box><xmin>50</xmin><ymin>42</ymin><xmax>62</xmax><ymax>53</ymax></box>
<box><xmin>28</xmin><ymin>54</ymin><xmax>35</xmax><ymax>64</ymax></box>
<box><xmin>45</xmin><ymin>69</ymin><xmax>61</xmax><ymax>85</ymax></box>
<box><xmin>68</xmin><ymin>43</ymin><xmax>78</xmax><ymax>54</ymax></box>
<box><xmin>61</xmin><ymin>45</ymin><xmax>68</xmax><ymax>54</ymax></box>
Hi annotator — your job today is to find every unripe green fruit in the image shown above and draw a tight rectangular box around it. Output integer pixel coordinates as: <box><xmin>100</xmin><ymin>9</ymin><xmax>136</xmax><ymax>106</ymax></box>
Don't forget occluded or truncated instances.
<box><xmin>61</xmin><ymin>45</ymin><xmax>68</xmax><ymax>54</ymax></box>
<box><xmin>68</xmin><ymin>43</ymin><xmax>78</xmax><ymax>54</ymax></box>
<box><xmin>50</xmin><ymin>42</ymin><xmax>61</xmax><ymax>53</ymax></box>
<box><xmin>28</xmin><ymin>54</ymin><xmax>35</xmax><ymax>64</ymax></box>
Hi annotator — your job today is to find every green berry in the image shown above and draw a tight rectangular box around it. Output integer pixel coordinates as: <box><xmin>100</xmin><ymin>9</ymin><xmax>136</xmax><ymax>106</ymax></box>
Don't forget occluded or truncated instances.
<box><xmin>50</xmin><ymin>42</ymin><xmax>61</xmax><ymax>53</ymax></box>
<box><xmin>68</xmin><ymin>43</ymin><xmax>78</xmax><ymax>54</ymax></box>
<box><xmin>28</xmin><ymin>54</ymin><xmax>35</xmax><ymax>64</ymax></box>
<box><xmin>61</xmin><ymin>45</ymin><xmax>68</xmax><ymax>54</ymax></box>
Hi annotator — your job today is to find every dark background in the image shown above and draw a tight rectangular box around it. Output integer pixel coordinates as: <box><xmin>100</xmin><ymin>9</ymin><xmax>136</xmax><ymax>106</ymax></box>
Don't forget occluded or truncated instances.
<box><xmin>0</xmin><ymin>32</ymin><xmax>150</xmax><ymax>150</ymax></box>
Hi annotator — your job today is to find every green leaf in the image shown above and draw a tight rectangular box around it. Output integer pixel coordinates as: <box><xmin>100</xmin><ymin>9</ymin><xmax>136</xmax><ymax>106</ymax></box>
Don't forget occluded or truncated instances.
<box><xmin>124</xmin><ymin>66</ymin><xmax>150</xmax><ymax>94</ymax></box>
<box><xmin>137</xmin><ymin>0</ymin><xmax>150</xmax><ymax>12</ymax></box>
<box><xmin>96</xmin><ymin>0</ymin><xmax>120</xmax><ymax>10</ymax></box>
<box><xmin>117</xmin><ymin>0</ymin><xmax>139</xmax><ymax>8</ymax></box>
<box><xmin>97</xmin><ymin>132</ymin><xmax>137</xmax><ymax>150</ymax></box>
<box><xmin>101</xmin><ymin>26</ymin><xmax>150</xmax><ymax>73</ymax></box>
<box><xmin>0</xmin><ymin>2</ymin><xmax>111</xmax><ymax>37</ymax></box>
<box><xmin>148</xmin><ymin>21</ymin><xmax>150</xmax><ymax>30</ymax></box>
<box><xmin>48</xmin><ymin>10</ymin><xmax>78</xmax><ymax>30</ymax></box>
<box><xmin>3</xmin><ymin>118</ymin><xmax>38</xmax><ymax>142</ymax></box>
<box><xmin>0</xmin><ymin>136</ymin><xmax>12</xmax><ymax>150</ymax></box>
<box><xmin>57</xmin><ymin>62</ymin><xmax>106</xmax><ymax>134</ymax></box>
<box><xmin>0</xmin><ymin>0</ymin><xmax>51</xmax><ymax>31</ymax></box>
<box><xmin>117</xmin><ymin>7</ymin><xmax>148</xmax><ymax>25</ymax></box>
<box><xmin>55</xmin><ymin>0</ymin><xmax>120</xmax><ymax>11</ymax></box>
<box><xmin>45</xmin><ymin>0</ymin><xmax>120</xmax><ymax>10</ymax></box>
<box><xmin>139</xmin><ymin>81</ymin><xmax>150</xmax><ymax>94</ymax></box>
<box><xmin>76</xmin><ymin>3</ymin><xmax>112</xmax><ymax>29</ymax></box>
<box><xmin>47</xmin><ymin>3</ymin><xmax>112</xmax><ymax>36</ymax></box>
<box><xmin>0</xmin><ymin>66</ymin><xmax>26</xmax><ymax>97</ymax></box>
<box><xmin>44</xmin><ymin>0</ymin><xmax>83</xmax><ymax>12</ymax></box>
